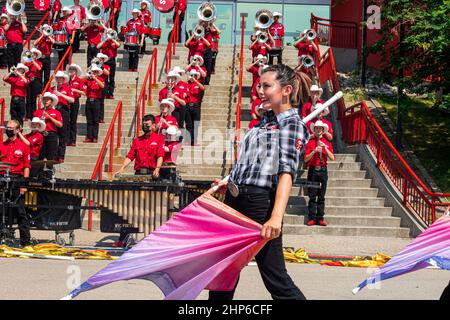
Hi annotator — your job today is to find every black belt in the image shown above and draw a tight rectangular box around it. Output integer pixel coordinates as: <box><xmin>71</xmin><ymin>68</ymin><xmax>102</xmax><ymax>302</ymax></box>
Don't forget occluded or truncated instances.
<box><xmin>310</xmin><ymin>166</ymin><xmax>327</xmax><ymax>172</ymax></box>
<box><xmin>228</xmin><ymin>182</ymin><xmax>274</xmax><ymax>197</ymax></box>
<box><xmin>135</xmin><ymin>168</ymin><xmax>154</xmax><ymax>175</ymax></box>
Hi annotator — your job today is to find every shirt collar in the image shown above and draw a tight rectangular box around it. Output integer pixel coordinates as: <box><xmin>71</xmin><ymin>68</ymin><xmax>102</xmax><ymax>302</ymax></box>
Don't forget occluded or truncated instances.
<box><xmin>276</xmin><ymin>108</ymin><xmax>298</xmax><ymax>123</ymax></box>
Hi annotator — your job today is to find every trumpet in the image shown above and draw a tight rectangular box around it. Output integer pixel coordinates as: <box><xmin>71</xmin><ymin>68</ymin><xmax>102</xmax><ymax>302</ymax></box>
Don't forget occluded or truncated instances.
<box><xmin>106</xmin><ymin>28</ymin><xmax>117</xmax><ymax>40</ymax></box>
<box><xmin>87</xmin><ymin>0</ymin><xmax>104</xmax><ymax>21</ymax></box>
<box><xmin>40</xmin><ymin>24</ymin><xmax>53</xmax><ymax>36</ymax></box>
<box><xmin>167</xmin><ymin>80</ymin><xmax>174</xmax><ymax>97</ymax></box>
<box><xmin>197</xmin><ymin>2</ymin><xmax>216</xmax><ymax>23</ymax></box>
<box><xmin>6</xmin><ymin>0</ymin><xmax>25</xmax><ymax>16</ymax></box>
<box><xmin>10</xmin><ymin>66</ymin><xmax>17</xmax><ymax>75</ymax></box>
<box><xmin>303</xmin><ymin>28</ymin><xmax>317</xmax><ymax>42</ymax></box>
<box><xmin>301</xmin><ymin>55</ymin><xmax>315</xmax><ymax>69</ymax></box>
<box><xmin>91</xmin><ymin>57</ymin><xmax>102</xmax><ymax>67</ymax></box>
<box><xmin>86</xmin><ymin>70</ymin><xmax>94</xmax><ymax>78</ymax></box>
<box><xmin>193</xmin><ymin>25</ymin><xmax>205</xmax><ymax>38</ymax></box>
<box><xmin>255</xmin><ymin>9</ymin><xmax>273</xmax><ymax>30</ymax></box>
<box><xmin>22</xmin><ymin>50</ymin><xmax>33</xmax><ymax>63</ymax></box>
<box><xmin>255</xmin><ymin>30</ymin><xmax>268</xmax><ymax>44</ymax></box>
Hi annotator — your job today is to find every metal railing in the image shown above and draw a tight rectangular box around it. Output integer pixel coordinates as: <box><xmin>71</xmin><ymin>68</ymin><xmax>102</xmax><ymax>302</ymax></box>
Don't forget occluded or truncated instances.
<box><xmin>91</xmin><ymin>101</ymin><xmax>123</xmax><ymax>181</ymax></box>
<box><xmin>164</xmin><ymin>13</ymin><xmax>180</xmax><ymax>74</ymax></box>
<box><xmin>311</xmin><ymin>13</ymin><xmax>358</xmax><ymax>49</ymax></box>
<box><xmin>0</xmin><ymin>98</ymin><xmax>5</xmax><ymax>139</ymax></box>
<box><xmin>234</xmin><ymin>15</ymin><xmax>245</xmax><ymax>162</ymax></box>
<box><xmin>23</xmin><ymin>10</ymin><xmax>51</xmax><ymax>49</ymax></box>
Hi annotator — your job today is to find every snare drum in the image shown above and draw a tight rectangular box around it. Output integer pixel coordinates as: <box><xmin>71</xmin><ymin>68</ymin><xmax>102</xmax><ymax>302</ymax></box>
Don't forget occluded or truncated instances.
<box><xmin>125</xmin><ymin>32</ymin><xmax>139</xmax><ymax>52</ymax></box>
<box><xmin>54</xmin><ymin>31</ymin><xmax>68</xmax><ymax>46</ymax></box>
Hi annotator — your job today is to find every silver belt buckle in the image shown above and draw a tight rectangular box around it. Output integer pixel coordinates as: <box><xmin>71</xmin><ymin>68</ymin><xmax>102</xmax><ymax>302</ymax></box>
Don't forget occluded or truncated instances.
<box><xmin>228</xmin><ymin>181</ymin><xmax>239</xmax><ymax>197</ymax></box>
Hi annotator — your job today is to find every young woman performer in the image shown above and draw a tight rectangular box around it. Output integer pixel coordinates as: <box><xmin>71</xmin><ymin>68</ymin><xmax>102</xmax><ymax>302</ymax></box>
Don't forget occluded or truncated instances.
<box><xmin>209</xmin><ymin>64</ymin><xmax>309</xmax><ymax>300</ymax></box>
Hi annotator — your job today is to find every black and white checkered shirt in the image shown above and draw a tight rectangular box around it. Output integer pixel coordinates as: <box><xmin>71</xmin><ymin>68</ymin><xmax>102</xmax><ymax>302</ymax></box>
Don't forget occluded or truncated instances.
<box><xmin>230</xmin><ymin>108</ymin><xmax>309</xmax><ymax>189</ymax></box>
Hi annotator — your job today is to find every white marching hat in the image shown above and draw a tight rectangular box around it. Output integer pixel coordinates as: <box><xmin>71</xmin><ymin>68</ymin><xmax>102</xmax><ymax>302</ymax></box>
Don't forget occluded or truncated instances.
<box><xmin>62</xmin><ymin>6</ymin><xmax>72</xmax><ymax>14</ymax></box>
<box><xmin>166</xmin><ymin>70</ymin><xmax>181</xmax><ymax>79</ymax></box>
<box><xmin>132</xmin><ymin>9</ymin><xmax>141</xmax><ymax>14</ymax></box>
<box><xmin>256</xmin><ymin>54</ymin><xmax>268</xmax><ymax>63</ymax></box>
<box><xmin>42</xmin><ymin>92</ymin><xmax>58</xmax><ymax>106</ymax></box>
<box><xmin>310</xmin><ymin>84</ymin><xmax>323</xmax><ymax>94</ymax></box>
<box><xmin>67</xmin><ymin>63</ymin><xmax>83</xmax><ymax>76</ymax></box>
<box><xmin>273</xmin><ymin>12</ymin><xmax>283</xmax><ymax>17</ymax></box>
<box><xmin>30</xmin><ymin>117</ymin><xmax>46</xmax><ymax>132</ymax></box>
<box><xmin>166</xmin><ymin>125</ymin><xmax>178</xmax><ymax>136</ymax></box>
<box><xmin>171</xmin><ymin>66</ymin><xmax>186</xmax><ymax>75</ymax></box>
<box><xmin>90</xmin><ymin>65</ymin><xmax>103</xmax><ymax>74</ymax></box>
<box><xmin>30</xmin><ymin>47</ymin><xmax>43</xmax><ymax>59</ymax></box>
<box><xmin>1</xmin><ymin>13</ymin><xmax>8</xmax><ymax>19</ymax></box>
<box><xmin>190</xmin><ymin>54</ymin><xmax>204</xmax><ymax>66</ymax></box>
<box><xmin>312</xmin><ymin>102</ymin><xmax>329</xmax><ymax>116</ymax></box>
<box><xmin>258</xmin><ymin>64</ymin><xmax>269</xmax><ymax>76</ymax></box>
<box><xmin>140</xmin><ymin>0</ymin><xmax>151</xmax><ymax>7</ymax></box>
<box><xmin>159</xmin><ymin>98</ymin><xmax>175</xmax><ymax>113</ymax></box>
<box><xmin>55</xmin><ymin>70</ymin><xmax>69</xmax><ymax>82</ymax></box>
<box><xmin>188</xmin><ymin>69</ymin><xmax>200</xmax><ymax>78</ymax></box>
<box><xmin>16</xmin><ymin>63</ymin><xmax>29</xmax><ymax>73</ymax></box>
<box><xmin>310</xmin><ymin>120</ymin><xmax>329</xmax><ymax>134</ymax></box>
<box><xmin>96</xmin><ymin>52</ymin><xmax>109</xmax><ymax>62</ymax></box>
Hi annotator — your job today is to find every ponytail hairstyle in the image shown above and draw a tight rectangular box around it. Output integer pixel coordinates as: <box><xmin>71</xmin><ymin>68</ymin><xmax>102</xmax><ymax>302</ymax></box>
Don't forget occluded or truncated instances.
<box><xmin>260</xmin><ymin>64</ymin><xmax>312</xmax><ymax>106</ymax></box>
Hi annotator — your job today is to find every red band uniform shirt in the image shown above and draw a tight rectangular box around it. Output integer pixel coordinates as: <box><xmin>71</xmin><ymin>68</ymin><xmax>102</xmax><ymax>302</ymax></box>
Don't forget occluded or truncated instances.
<box><xmin>127</xmin><ymin>132</ymin><xmax>165</xmax><ymax>171</ymax></box>
<box><xmin>0</xmin><ymin>138</ymin><xmax>31</xmax><ymax>175</ymax></box>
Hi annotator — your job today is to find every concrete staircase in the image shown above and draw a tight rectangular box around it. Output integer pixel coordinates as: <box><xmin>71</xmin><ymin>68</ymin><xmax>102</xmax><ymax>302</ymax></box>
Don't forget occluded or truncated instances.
<box><xmin>0</xmin><ymin>42</ymin><xmax>412</xmax><ymax>238</ymax></box>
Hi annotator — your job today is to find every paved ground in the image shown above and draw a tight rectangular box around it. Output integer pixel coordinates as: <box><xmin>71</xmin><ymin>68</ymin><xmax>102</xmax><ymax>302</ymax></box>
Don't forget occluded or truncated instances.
<box><xmin>1</xmin><ymin>228</ymin><xmax>447</xmax><ymax>300</ymax></box>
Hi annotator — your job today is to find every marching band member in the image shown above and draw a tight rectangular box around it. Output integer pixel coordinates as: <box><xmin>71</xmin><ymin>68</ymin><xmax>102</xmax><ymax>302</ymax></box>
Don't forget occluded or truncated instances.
<box><xmin>185</xmin><ymin>30</ymin><xmax>210</xmax><ymax>64</ymax></box>
<box><xmin>51</xmin><ymin>0</ymin><xmax>62</xmax><ymax>24</ymax></box>
<box><xmin>95</xmin><ymin>52</ymin><xmax>111</xmax><ymax>123</ymax></box>
<box><xmin>186</xmin><ymin>55</ymin><xmax>207</xmax><ymax>84</ymax></box>
<box><xmin>173</xmin><ymin>0</ymin><xmax>187</xmax><ymax>43</ymax></box>
<box><xmin>301</xmin><ymin>84</ymin><xmax>325</xmax><ymax>119</ymax></box>
<box><xmin>0</xmin><ymin>13</ymin><xmax>8</xmax><ymax>69</ymax></box>
<box><xmin>49</xmin><ymin>71</ymin><xmax>74</xmax><ymax>162</ymax></box>
<box><xmin>97</xmin><ymin>29</ymin><xmax>121</xmax><ymax>98</ymax></box>
<box><xmin>21</xmin><ymin>117</ymin><xmax>45</xmax><ymax>177</ymax></box>
<box><xmin>268</xmin><ymin>12</ymin><xmax>284</xmax><ymax>65</ymax></box>
<box><xmin>139</xmin><ymin>0</ymin><xmax>152</xmax><ymax>54</ymax></box>
<box><xmin>158</xmin><ymin>71</ymin><xmax>187</xmax><ymax>127</ymax></box>
<box><xmin>115</xmin><ymin>114</ymin><xmax>165</xmax><ymax>177</ymax></box>
<box><xmin>305</xmin><ymin>104</ymin><xmax>334</xmax><ymax>142</ymax></box>
<box><xmin>81</xmin><ymin>17</ymin><xmax>105</xmax><ymax>67</ymax></box>
<box><xmin>250</xmin><ymin>64</ymin><xmax>268</xmax><ymax>102</ymax></box>
<box><xmin>246</xmin><ymin>54</ymin><xmax>268</xmax><ymax>86</ymax></box>
<box><xmin>67</xmin><ymin>64</ymin><xmax>86</xmax><ymax>146</ymax></box>
<box><xmin>156</xmin><ymin>99</ymin><xmax>182</xmax><ymax>164</ymax></box>
<box><xmin>111</xmin><ymin>0</ymin><xmax>122</xmax><ymax>31</ymax></box>
<box><xmin>171</xmin><ymin>66</ymin><xmax>189</xmax><ymax>99</ymax></box>
<box><xmin>33</xmin><ymin>24</ymin><xmax>55</xmax><ymax>87</ymax></box>
<box><xmin>294</xmin><ymin>30</ymin><xmax>318</xmax><ymax>62</ymax></box>
<box><xmin>23</xmin><ymin>48</ymin><xmax>43</xmax><ymax>120</ymax></box>
<box><xmin>0</xmin><ymin>120</ymin><xmax>31</xmax><ymax>247</ymax></box>
<box><xmin>155</xmin><ymin>99</ymin><xmax>178</xmax><ymax>133</ymax></box>
<box><xmin>33</xmin><ymin>92</ymin><xmax>63</xmax><ymax>161</ymax></box>
<box><xmin>304</xmin><ymin>120</ymin><xmax>335</xmax><ymax>227</ymax></box>
<box><xmin>4</xmin><ymin>12</ymin><xmax>27</xmax><ymax>69</ymax></box>
<box><xmin>248</xmin><ymin>31</ymin><xmax>272</xmax><ymax>61</ymax></box>
<box><xmin>126</xmin><ymin>9</ymin><xmax>145</xmax><ymax>71</ymax></box>
<box><xmin>209</xmin><ymin>22</ymin><xmax>221</xmax><ymax>75</ymax></box>
<box><xmin>70</xmin><ymin>0</ymin><xmax>87</xmax><ymax>53</ymax></box>
<box><xmin>3</xmin><ymin>63</ymin><xmax>29</xmax><ymax>123</ymax></box>
<box><xmin>54</xmin><ymin>7</ymin><xmax>76</xmax><ymax>69</ymax></box>
<box><xmin>82</xmin><ymin>64</ymin><xmax>105</xmax><ymax>143</ymax></box>
<box><xmin>185</xmin><ymin>69</ymin><xmax>205</xmax><ymax>146</ymax></box>
<box><xmin>249</xmin><ymin>96</ymin><xmax>262</xmax><ymax>129</ymax></box>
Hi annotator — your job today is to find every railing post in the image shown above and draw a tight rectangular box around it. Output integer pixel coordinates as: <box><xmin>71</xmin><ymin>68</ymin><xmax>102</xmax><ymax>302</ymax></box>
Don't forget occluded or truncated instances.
<box><xmin>117</xmin><ymin>103</ymin><xmax>122</xmax><ymax>149</ymax></box>
<box><xmin>431</xmin><ymin>197</ymin><xmax>436</xmax><ymax>224</ymax></box>
<box><xmin>109</xmin><ymin>128</ymin><xmax>114</xmax><ymax>173</ymax></box>
<box><xmin>402</xmin><ymin>178</ymin><xmax>408</xmax><ymax>206</ymax></box>
<box><xmin>376</xmin><ymin>139</ymin><xmax>382</xmax><ymax>167</ymax></box>
<box><xmin>88</xmin><ymin>200</ymin><xmax>93</xmax><ymax>232</ymax></box>
<box><xmin>0</xmin><ymin>99</ymin><xmax>5</xmax><ymax>138</ymax></box>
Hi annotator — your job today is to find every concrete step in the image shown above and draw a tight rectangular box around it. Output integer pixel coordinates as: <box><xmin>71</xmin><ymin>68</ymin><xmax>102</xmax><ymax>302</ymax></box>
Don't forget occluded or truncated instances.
<box><xmin>284</xmin><ymin>214</ymin><xmax>402</xmax><ymax>228</ymax></box>
<box><xmin>285</xmin><ymin>205</ymin><xmax>393</xmax><ymax>216</ymax></box>
<box><xmin>295</xmin><ymin>179</ymin><xmax>373</xmax><ymax>188</ymax></box>
<box><xmin>291</xmin><ymin>187</ymin><xmax>379</xmax><ymax>198</ymax></box>
<box><xmin>299</xmin><ymin>170</ymin><xmax>366</xmax><ymax>179</ymax></box>
<box><xmin>281</xmin><ymin>224</ymin><xmax>410</xmax><ymax>238</ymax></box>
<box><xmin>288</xmin><ymin>196</ymin><xmax>385</xmax><ymax>207</ymax></box>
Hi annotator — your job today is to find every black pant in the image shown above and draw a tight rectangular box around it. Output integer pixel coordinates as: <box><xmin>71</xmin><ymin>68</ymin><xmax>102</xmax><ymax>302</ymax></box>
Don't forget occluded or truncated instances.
<box><xmin>56</xmin><ymin>44</ymin><xmax>69</xmax><ymax>69</ymax></box>
<box><xmin>68</xmin><ymin>98</ymin><xmax>80</xmax><ymax>145</ymax></box>
<box><xmin>87</xmin><ymin>44</ymin><xmax>99</xmax><ymax>67</ymax></box>
<box><xmin>173</xmin><ymin>11</ymin><xmax>185</xmax><ymax>43</ymax></box>
<box><xmin>10</xmin><ymin>187</ymin><xmax>30</xmax><ymax>246</ymax></box>
<box><xmin>7</xmin><ymin>43</ymin><xmax>23</xmax><ymax>69</ymax></box>
<box><xmin>0</xmin><ymin>48</ymin><xmax>7</xmax><ymax>67</ymax></box>
<box><xmin>10</xmin><ymin>96</ymin><xmax>26</xmax><ymax>123</ymax></box>
<box><xmin>441</xmin><ymin>281</ymin><xmax>450</xmax><ymax>300</ymax></box>
<box><xmin>128</xmin><ymin>49</ymin><xmax>139</xmax><ymax>70</ymax></box>
<box><xmin>86</xmin><ymin>98</ymin><xmax>100</xmax><ymax>140</ymax></box>
<box><xmin>39</xmin><ymin>56</ymin><xmax>51</xmax><ymax>87</ymax></box>
<box><xmin>40</xmin><ymin>132</ymin><xmax>58</xmax><ymax>160</ymax></box>
<box><xmin>268</xmin><ymin>48</ymin><xmax>283</xmax><ymax>65</ymax></box>
<box><xmin>185</xmin><ymin>103</ymin><xmax>200</xmax><ymax>145</ymax></box>
<box><xmin>26</xmin><ymin>79</ymin><xmax>42</xmax><ymax>119</ymax></box>
<box><xmin>105</xmin><ymin>59</ymin><xmax>116</xmax><ymax>97</ymax></box>
<box><xmin>113</xmin><ymin>11</ymin><xmax>120</xmax><ymax>32</ymax></box>
<box><xmin>56</xmin><ymin>104</ymin><xmax>70</xmax><ymax>159</ymax></box>
<box><xmin>211</xmin><ymin>50</ymin><xmax>218</xmax><ymax>73</ymax></box>
<box><xmin>203</xmin><ymin>48</ymin><xmax>213</xmax><ymax>85</ymax></box>
<box><xmin>99</xmin><ymin>97</ymin><xmax>105</xmax><ymax>121</ymax></box>
<box><xmin>72</xmin><ymin>30</ymin><xmax>81</xmax><ymax>53</ymax></box>
<box><xmin>172</xmin><ymin>106</ymin><xmax>185</xmax><ymax>130</ymax></box>
<box><xmin>140</xmin><ymin>38</ymin><xmax>146</xmax><ymax>54</ymax></box>
<box><xmin>307</xmin><ymin>167</ymin><xmax>328</xmax><ymax>222</ymax></box>
<box><xmin>209</xmin><ymin>189</ymin><xmax>306</xmax><ymax>300</ymax></box>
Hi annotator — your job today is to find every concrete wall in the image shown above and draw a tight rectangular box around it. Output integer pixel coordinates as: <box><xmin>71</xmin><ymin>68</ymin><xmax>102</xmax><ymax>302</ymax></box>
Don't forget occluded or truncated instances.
<box><xmin>331</xmin><ymin>47</ymin><xmax>358</xmax><ymax>73</ymax></box>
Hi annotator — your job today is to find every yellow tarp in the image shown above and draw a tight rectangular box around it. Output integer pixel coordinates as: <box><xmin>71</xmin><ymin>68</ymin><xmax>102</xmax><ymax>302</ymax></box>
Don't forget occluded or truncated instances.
<box><xmin>0</xmin><ymin>243</ymin><xmax>117</xmax><ymax>260</ymax></box>
<box><xmin>283</xmin><ymin>248</ymin><xmax>391</xmax><ymax>268</ymax></box>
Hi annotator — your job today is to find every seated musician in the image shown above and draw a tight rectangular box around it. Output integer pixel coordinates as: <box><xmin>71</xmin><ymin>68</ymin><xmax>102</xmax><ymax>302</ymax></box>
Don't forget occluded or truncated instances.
<box><xmin>0</xmin><ymin>120</ymin><xmax>31</xmax><ymax>247</ymax></box>
<box><xmin>18</xmin><ymin>117</ymin><xmax>45</xmax><ymax>177</ymax></box>
<box><xmin>115</xmin><ymin>114</ymin><xmax>165</xmax><ymax>178</ymax></box>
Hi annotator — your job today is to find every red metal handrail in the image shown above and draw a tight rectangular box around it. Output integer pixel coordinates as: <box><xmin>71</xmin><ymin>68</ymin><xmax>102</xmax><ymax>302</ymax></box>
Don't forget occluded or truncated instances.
<box><xmin>310</xmin><ymin>13</ymin><xmax>358</xmax><ymax>49</ymax></box>
<box><xmin>91</xmin><ymin>100</ymin><xmax>123</xmax><ymax>180</ymax></box>
<box><xmin>136</xmin><ymin>48</ymin><xmax>158</xmax><ymax>136</ymax></box>
<box><xmin>0</xmin><ymin>98</ymin><xmax>5</xmax><ymax>139</ymax></box>
<box><xmin>317</xmin><ymin>45</ymin><xmax>450</xmax><ymax>225</ymax></box>
<box><xmin>23</xmin><ymin>11</ymin><xmax>51</xmax><ymax>49</ymax></box>
<box><xmin>164</xmin><ymin>13</ymin><xmax>180</xmax><ymax>74</ymax></box>
<box><xmin>234</xmin><ymin>15</ymin><xmax>245</xmax><ymax>162</ymax></box>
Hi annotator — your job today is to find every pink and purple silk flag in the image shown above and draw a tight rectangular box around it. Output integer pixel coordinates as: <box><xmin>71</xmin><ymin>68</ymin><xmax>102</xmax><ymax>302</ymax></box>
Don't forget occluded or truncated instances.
<box><xmin>62</xmin><ymin>194</ymin><xmax>268</xmax><ymax>300</ymax></box>
<box><xmin>353</xmin><ymin>214</ymin><xmax>450</xmax><ymax>294</ymax></box>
